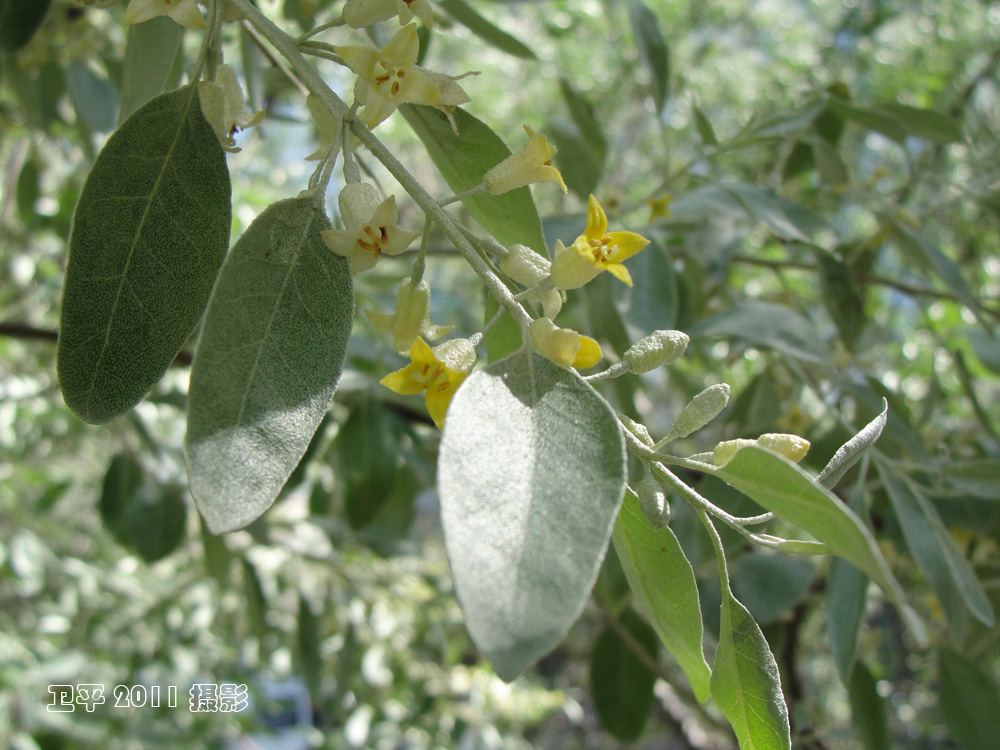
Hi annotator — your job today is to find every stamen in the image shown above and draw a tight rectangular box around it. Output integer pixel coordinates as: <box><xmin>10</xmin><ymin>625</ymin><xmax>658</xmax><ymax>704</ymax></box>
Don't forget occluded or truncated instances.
<box><xmin>390</xmin><ymin>81</ymin><xmax>400</xmax><ymax>96</ymax></box>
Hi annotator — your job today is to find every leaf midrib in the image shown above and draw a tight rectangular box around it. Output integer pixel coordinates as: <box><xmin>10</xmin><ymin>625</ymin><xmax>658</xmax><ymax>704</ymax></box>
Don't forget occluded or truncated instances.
<box><xmin>84</xmin><ymin>86</ymin><xmax>199</xmax><ymax>416</ymax></box>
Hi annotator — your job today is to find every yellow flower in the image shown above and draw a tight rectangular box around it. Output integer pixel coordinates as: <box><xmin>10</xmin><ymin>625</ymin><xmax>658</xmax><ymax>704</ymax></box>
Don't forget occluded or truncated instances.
<box><xmin>197</xmin><ymin>65</ymin><xmax>263</xmax><ymax>153</ymax></box>
<box><xmin>528</xmin><ymin>318</ymin><xmax>602</xmax><ymax>369</ymax></box>
<box><xmin>380</xmin><ymin>337</ymin><xmax>476</xmax><ymax>429</ymax></box>
<box><xmin>364</xmin><ymin>277</ymin><xmax>454</xmax><ymax>354</ymax></box>
<box><xmin>124</xmin><ymin>0</ymin><xmax>205</xmax><ymax>29</ymax></box>
<box><xmin>321</xmin><ymin>184</ymin><xmax>421</xmax><ymax>274</ymax></box>
<box><xmin>483</xmin><ymin>126</ymin><xmax>567</xmax><ymax>195</ymax></box>
<box><xmin>343</xmin><ymin>0</ymin><xmax>434</xmax><ymax>29</ymax></box>
<box><xmin>336</xmin><ymin>24</ymin><xmax>443</xmax><ymax>129</ymax></box>
<box><xmin>549</xmin><ymin>195</ymin><xmax>649</xmax><ymax>289</ymax></box>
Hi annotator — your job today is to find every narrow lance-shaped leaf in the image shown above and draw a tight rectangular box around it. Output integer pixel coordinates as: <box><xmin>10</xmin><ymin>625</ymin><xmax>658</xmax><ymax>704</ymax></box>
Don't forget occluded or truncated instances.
<box><xmin>438</xmin><ymin>348</ymin><xmax>626</xmax><ymax>681</ymax></box>
<box><xmin>827</xmin><ymin>490</ymin><xmax>872</xmax><ymax>684</ymax></box>
<box><xmin>938</xmin><ymin>646</ymin><xmax>1000</xmax><ymax>750</ymax></box>
<box><xmin>186</xmin><ymin>194</ymin><xmax>353</xmax><ymax>534</ymax></box>
<box><xmin>817</xmin><ymin>399</ymin><xmax>887</xmax><ymax>488</ymax></box>
<box><xmin>58</xmin><ymin>84</ymin><xmax>232</xmax><ymax>424</ymax></box>
<box><xmin>628</xmin><ymin>0</ymin><xmax>670</xmax><ymax>113</ymax></box>
<box><xmin>613</xmin><ymin>488</ymin><xmax>711</xmax><ymax>701</ymax></box>
<box><xmin>436</xmin><ymin>0</ymin><xmax>536</xmax><ymax>59</ymax></box>
<box><xmin>703</xmin><ymin>515</ymin><xmax>790</xmax><ymax>750</ymax></box>
<box><xmin>590</xmin><ymin>608</ymin><xmax>659</xmax><ymax>742</ymax></box>
<box><xmin>402</xmin><ymin>104</ymin><xmax>546</xmax><ymax>251</ymax></box>
<box><xmin>701</xmin><ymin>446</ymin><xmax>926</xmax><ymax>645</ymax></box>
<box><xmin>877</xmin><ymin>463</ymin><xmax>995</xmax><ymax>637</ymax></box>
<box><xmin>848</xmin><ymin>662</ymin><xmax>890</xmax><ymax>750</ymax></box>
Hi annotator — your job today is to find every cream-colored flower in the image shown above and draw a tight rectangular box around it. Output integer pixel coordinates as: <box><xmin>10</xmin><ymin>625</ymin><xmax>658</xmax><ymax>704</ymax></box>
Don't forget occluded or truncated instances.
<box><xmin>365</xmin><ymin>278</ymin><xmax>454</xmax><ymax>354</ymax></box>
<box><xmin>337</xmin><ymin>24</ymin><xmax>442</xmax><ymax>129</ymax></box>
<box><xmin>484</xmin><ymin>126</ymin><xmax>567</xmax><ymax>195</ymax></box>
<box><xmin>125</xmin><ymin>0</ymin><xmax>205</xmax><ymax>29</ymax></box>
<box><xmin>343</xmin><ymin>0</ymin><xmax>434</xmax><ymax>29</ymax></box>
<box><xmin>499</xmin><ymin>244</ymin><xmax>562</xmax><ymax>319</ymax></box>
<box><xmin>305</xmin><ymin>94</ymin><xmax>339</xmax><ymax>161</ymax></box>
<box><xmin>320</xmin><ymin>183</ymin><xmax>421</xmax><ymax>274</ymax></box>
<box><xmin>197</xmin><ymin>65</ymin><xmax>263</xmax><ymax>153</ymax></box>
<box><xmin>529</xmin><ymin>318</ymin><xmax>602</xmax><ymax>369</ymax></box>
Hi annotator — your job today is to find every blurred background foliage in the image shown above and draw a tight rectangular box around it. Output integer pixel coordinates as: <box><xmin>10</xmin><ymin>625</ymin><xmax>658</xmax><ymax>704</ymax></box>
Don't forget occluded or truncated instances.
<box><xmin>2</xmin><ymin>0</ymin><xmax>999</xmax><ymax>747</ymax></box>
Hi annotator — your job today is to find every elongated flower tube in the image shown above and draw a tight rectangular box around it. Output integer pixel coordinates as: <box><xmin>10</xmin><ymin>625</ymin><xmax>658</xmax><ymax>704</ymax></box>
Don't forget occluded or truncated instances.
<box><xmin>198</xmin><ymin>65</ymin><xmax>263</xmax><ymax>153</ymax></box>
<box><xmin>364</xmin><ymin>278</ymin><xmax>454</xmax><ymax>354</ymax></box>
<box><xmin>125</xmin><ymin>0</ymin><xmax>205</xmax><ymax>28</ymax></box>
<box><xmin>380</xmin><ymin>337</ymin><xmax>476</xmax><ymax>429</ymax></box>
<box><xmin>483</xmin><ymin>126</ymin><xmax>567</xmax><ymax>195</ymax></box>
<box><xmin>499</xmin><ymin>244</ymin><xmax>562</xmax><ymax>319</ymax></box>
<box><xmin>550</xmin><ymin>195</ymin><xmax>649</xmax><ymax>289</ymax></box>
<box><xmin>529</xmin><ymin>318</ymin><xmax>602</xmax><ymax>369</ymax></box>
<box><xmin>321</xmin><ymin>184</ymin><xmax>421</xmax><ymax>274</ymax></box>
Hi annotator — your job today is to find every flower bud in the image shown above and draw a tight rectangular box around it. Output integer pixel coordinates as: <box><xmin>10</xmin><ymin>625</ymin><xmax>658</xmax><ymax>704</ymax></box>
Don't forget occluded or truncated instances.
<box><xmin>712</xmin><ymin>438</ymin><xmax>755</xmax><ymax>466</ymax></box>
<box><xmin>670</xmin><ymin>383</ymin><xmax>730</xmax><ymax>439</ymax></box>
<box><xmin>619</xmin><ymin>414</ymin><xmax>653</xmax><ymax>447</ymax></box>
<box><xmin>529</xmin><ymin>318</ymin><xmax>602</xmax><ymax>369</ymax></box>
<box><xmin>636</xmin><ymin>474</ymin><xmax>670</xmax><ymax>528</ymax></box>
<box><xmin>432</xmin><ymin>338</ymin><xmax>477</xmax><ymax>374</ymax></box>
<box><xmin>757</xmin><ymin>433</ymin><xmax>811</xmax><ymax>463</ymax></box>
<box><xmin>624</xmin><ymin>330</ymin><xmax>689</xmax><ymax>373</ymax></box>
<box><xmin>500</xmin><ymin>244</ymin><xmax>550</xmax><ymax>285</ymax></box>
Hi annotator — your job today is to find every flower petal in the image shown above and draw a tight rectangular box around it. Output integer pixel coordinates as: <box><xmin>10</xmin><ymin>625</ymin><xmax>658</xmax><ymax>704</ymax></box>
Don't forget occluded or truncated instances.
<box><xmin>383</xmin><ymin>24</ymin><xmax>420</xmax><ymax>67</ymax></box>
<box><xmin>379</xmin><ymin>364</ymin><xmax>426</xmax><ymax>395</ymax></box>
<box><xmin>605</xmin><ymin>230</ymin><xmax>650</xmax><ymax>262</ymax></box>
<box><xmin>573</xmin><ymin>335</ymin><xmax>603</xmax><ymax>369</ymax></box>
<box><xmin>425</xmin><ymin>372</ymin><xmax>466</xmax><ymax>429</ymax></box>
<box><xmin>584</xmin><ymin>194</ymin><xmax>608</xmax><ymax>240</ymax></box>
<box><xmin>602</xmin><ymin>261</ymin><xmax>633</xmax><ymax>286</ymax></box>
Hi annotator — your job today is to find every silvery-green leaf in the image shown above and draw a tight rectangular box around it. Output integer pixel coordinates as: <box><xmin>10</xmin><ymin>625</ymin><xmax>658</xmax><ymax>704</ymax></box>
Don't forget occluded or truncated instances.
<box><xmin>58</xmin><ymin>85</ymin><xmax>231</xmax><ymax>423</ymax></box>
<box><xmin>817</xmin><ymin>399</ymin><xmax>888</xmax><ymax>488</ymax></box>
<box><xmin>119</xmin><ymin>17</ymin><xmax>184</xmax><ymax>123</ymax></box>
<box><xmin>186</xmin><ymin>195</ymin><xmax>353</xmax><ymax>534</ymax></box>
<box><xmin>438</xmin><ymin>348</ymin><xmax>626</xmax><ymax>681</ymax></box>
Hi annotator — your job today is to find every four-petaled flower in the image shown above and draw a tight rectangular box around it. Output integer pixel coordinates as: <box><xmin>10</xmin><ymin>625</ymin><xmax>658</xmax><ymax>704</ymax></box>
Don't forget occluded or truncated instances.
<box><xmin>549</xmin><ymin>195</ymin><xmax>649</xmax><ymax>289</ymax></box>
<box><xmin>343</xmin><ymin>0</ymin><xmax>434</xmax><ymax>29</ymax></box>
<box><xmin>365</xmin><ymin>277</ymin><xmax>454</xmax><ymax>354</ymax></box>
<box><xmin>529</xmin><ymin>317</ymin><xmax>602</xmax><ymax>369</ymax></box>
<box><xmin>321</xmin><ymin>183</ymin><xmax>421</xmax><ymax>274</ymax></box>
<box><xmin>125</xmin><ymin>0</ymin><xmax>205</xmax><ymax>29</ymax></box>
<box><xmin>197</xmin><ymin>65</ymin><xmax>263</xmax><ymax>153</ymax></box>
<box><xmin>484</xmin><ymin>125</ymin><xmax>567</xmax><ymax>195</ymax></box>
<box><xmin>336</xmin><ymin>24</ymin><xmax>444</xmax><ymax>129</ymax></box>
<box><xmin>380</xmin><ymin>337</ymin><xmax>476</xmax><ymax>429</ymax></box>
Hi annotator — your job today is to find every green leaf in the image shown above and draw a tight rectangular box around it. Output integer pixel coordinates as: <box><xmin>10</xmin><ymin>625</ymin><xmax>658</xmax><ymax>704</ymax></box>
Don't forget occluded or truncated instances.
<box><xmin>688</xmin><ymin>301</ymin><xmax>828</xmax><ymax>364</ymax></box>
<box><xmin>186</xmin><ymin>194</ymin><xmax>353</xmax><ymax>534</ymax></box>
<box><xmin>58</xmin><ymin>85</ymin><xmax>231</xmax><ymax>424</ymax></box>
<box><xmin>241</xmin><ymin>559</ymin><xmax>268</xmax><ymax>640</ymax></box>
<box><xmin>590</xmin><ymin>608</ymin><xmax>659</xmax><ymax>742</ymax></box>
<box><xmin>731</xmin><ymin>554</ymin><xmax>815</xmax><ymax>625</ymax></box>
<box><xmin>612</xmin><ymin>489</ymin><xmax>711</xmax><ymax>701</ymax></box>
<box><xmin>938</xmin><ymin>646</ymin><xmax>1000</xmax><ymax>750</ymax></box>
<box><xmin>712</xmin><ymin>578</ymin><xmax>790</xmax><ymax>750</ymax></box>
<box><xmin>615</xmin><ymin>240</ymin><xmax>678</xmax><ymax>337</ymax></box>
<box><xmin>436</xmin><ymin>0</ymin><xmax>536</xmax><ymax>58</ymax></box>
<box><xmin>817</xmin><ymin>399</ymin><xmax>887</xmax><ymax>488</ymax></box>
<box><xmin>848</xmin><ymin>662</ymin><xmax>890</xmax><ymax>750</ymax></box>
<box><xmin>702</xmin><ymin>446</ymin><xmax>924</xmax><ymax>643</ymax></box>
<box><xmin>297</xmin><ymin>595</ymin><xmax>322</xmax><ymax>703</ymax></box>
<box><xmin>484</xmin><ymin>294</ymin><xmax>521</xmax><ymax>363</ymax></box>
<box><xmin>0</xmin><ymin>0</ymin><xmax>51</xmax><ymax>53</ymax></box>
<box><xmin>66</xmin><ymin>60</ymin><xmax>119</xmax><ymax>133</ymax></box>
<box><xmin>966</xmin><ymin>328</ymin><xmax>1000</xmax><ymax>375</ymax></box>
<box><xmin>119</xmin><ymin>17</ymin><xmax>184</xmax><ymax>123</ymax></box>
<box><xmin>693</xmin><ymin>104</ymin><xmax>719</xmax><ymax>146</ymax></box>
<box><xmin>827</xmin><ymin>555</ymin><xmax>869</xmax><ymax>682</ymax></box>
<box><xmin>558</xmin><ymin>79</ymin><xmax>608</xmax><ymax>163</ymax></box>
<box><xmin>438</xmin><ymin>348</ymin><xmax>626</xmax><ymax>680</ymax></box>
<box><xmin>628</xmin><ymin>0</ymin><xmax>670</xmax><ymax>113</ymax></box>
<box><xmin>815</xmin><ymin>247</ymin><xmax>865</xmax><ymax>351</ymax></box>
<box><xmin>893</xmin><ymin>224</ymin><xmax>985</xmax><ymax>324</ymax></box>
<box><xmin>98</xmin><ymin>454</ymin><xmax>186</xmax><ymax>563</ymax></box>
<box><xmin>878</xmin><ymin>103</ymin><xmax>963</xmax><ymax>143</ymax></box>
<box><xmin>16</xmin><ymin>157</ymin><xmax>40</xmax><ymax>228</ymax></box>
<box><xmin>878</xmin><ymin>464</ymin><xmax>995</xmax><ymax>638</ymax></box>
<box><xmin>827</xmin><ymin>99</ymin><xmax>906</xmax><ymax>141</ymax></box>
<box><xmin>547</xmin><ymin>116</ymin><xmax>603</xmax><ymax>198</ymax></box>
<box><xmin>812</xmin><ymin>140</ymin><xmax>849</xmax><ymax>187</ymax></box>
<box><xmin>402</xmin><ymin>104</ymin><xmax>546</xmax><ymax>251</ymax></box>
<box><xmin>337</xmin><ymin>399</ymin><xmax>405</xmax><ymax>530</ymax></box>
